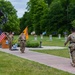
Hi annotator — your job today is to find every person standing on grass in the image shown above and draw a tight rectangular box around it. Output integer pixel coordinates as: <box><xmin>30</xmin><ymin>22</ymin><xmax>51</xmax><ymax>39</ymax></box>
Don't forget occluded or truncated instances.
<box><xmin>18</xmin><ymin>32</ymin><xmax>26</xmax><ymax>53</ymax></box>
<box><xmin>64</xmin><ymin>27</ymin><xmax>75</xmax><ymax>67</ymax></box>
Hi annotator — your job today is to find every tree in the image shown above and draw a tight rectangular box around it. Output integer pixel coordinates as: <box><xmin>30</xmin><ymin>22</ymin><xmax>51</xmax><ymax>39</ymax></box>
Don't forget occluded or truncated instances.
<box><xmin>0</xmin><ymin>0</ymin><xmax>20</xmax><ymax>34</ymax></box>
<box><xmin>71</xmin><ymin>20</ymin><xmax>75</xmax><ymax>27</ymax></box>
<box><xmin>20</xmin><ymin>12</ymin><xmax>33</xmax><ymax>34</ymax></box>
<box><xmin>21</xmin><ymin>0</ymin><xmax>75</xmax><ymax>35</ymax></box>
<box><xmin>45</xmin><ymin>0</ymin><xmax>66</xmax><ymax>34</ymax></box>
<box><xmin>60</xmin><ymin>0</ymin><xmax>71</xmax><ymax>30</ymax></box>
<box><xmin>27</xmin><ymin>0</ymin><xmax>48</xmax><ymax>34</ymax></box>
<box><xmin>68</xmin><ymin>3</ymin><xmax>75</xmax><ymax>21</ymax></box>
<box><xmin>44</xmin><ymin>0</ymin><xmax>53</xmax><ymax>7</ymax></box>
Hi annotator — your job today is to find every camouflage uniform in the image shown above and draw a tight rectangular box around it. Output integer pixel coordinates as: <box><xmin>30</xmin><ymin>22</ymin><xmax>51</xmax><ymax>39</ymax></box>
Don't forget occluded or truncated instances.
<box><xmin>18</xmin><ymin>33</ymin><xmax>26</xmax><ymax>53</ymax></box>
<box><xmin>5</xmin><ymin>32</ymin><xmax>13</xmax><ymax>50</ymax></box>
<box><xmin>64</xmin><ymin>33</ymin><xmax>75</xmax><ymax>67</ymax></box>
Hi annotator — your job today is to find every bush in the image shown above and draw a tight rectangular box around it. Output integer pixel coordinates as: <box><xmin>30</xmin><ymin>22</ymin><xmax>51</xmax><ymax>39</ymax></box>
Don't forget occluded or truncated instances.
<box><xmin>26</xmin><ymin>41</ymin><xmax>39</xmax><ymax>48</ymax></box>
<box><xmin>13</xmin><ymin>40</ymin><xmax>39</xmax><ymax>48</ymax></box>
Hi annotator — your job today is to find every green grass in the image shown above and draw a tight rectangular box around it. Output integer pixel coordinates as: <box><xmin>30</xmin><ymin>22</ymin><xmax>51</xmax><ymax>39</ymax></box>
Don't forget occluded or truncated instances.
<box><xmin>0</xmin><ymin>51</ymin><xmax>74</xmax><ymax>75</ymax></box>
<box><xmin>28</xmin><ymin>36</ymin><xmax>66</xmax><ymax>46</ymax></box>
<box><xmin>33</xmin><ymin>48</ymin><xmax>70</xmax><ymax>58</ymax></box>
<box><xmin>14</xmin><ymin>35</ymin><xmax>67</xmax><ymax>46</ymax></box>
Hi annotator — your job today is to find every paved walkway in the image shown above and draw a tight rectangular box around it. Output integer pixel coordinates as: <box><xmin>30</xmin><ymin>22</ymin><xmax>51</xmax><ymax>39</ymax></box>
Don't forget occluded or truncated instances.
<box><xmin>0</xmin><ymin>46</ymin><xmax>75</xmax><ymax>74</ymax></box>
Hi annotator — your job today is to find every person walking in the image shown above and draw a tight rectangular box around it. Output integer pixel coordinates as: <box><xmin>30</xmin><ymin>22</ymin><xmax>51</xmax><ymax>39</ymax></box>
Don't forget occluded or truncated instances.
<box><xmin>64</xmin><ymin>27</ymin><xmax>75</xmax><ymax>67</ymax></box>
<box><xmin>18</xmin><ymin>32</ymin><xmax>26</xmax><ymax>53</ymax></box>
<box><xmin>5</xmin><ymin>32</ymin><xmax>14</xmax><ymax>50</ymax></box>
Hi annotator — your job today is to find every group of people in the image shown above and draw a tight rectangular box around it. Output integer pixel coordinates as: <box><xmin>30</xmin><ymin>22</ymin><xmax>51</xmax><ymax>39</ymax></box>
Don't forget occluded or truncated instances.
<box><xmin>3</xmin><ymin>27</ymin><xmax>75</xmax><ymax>67</ymax></box>
<box><xmin>5</xmin><ymin>32</ymin><xmax>26</xmax><ymax>53</ymax></box>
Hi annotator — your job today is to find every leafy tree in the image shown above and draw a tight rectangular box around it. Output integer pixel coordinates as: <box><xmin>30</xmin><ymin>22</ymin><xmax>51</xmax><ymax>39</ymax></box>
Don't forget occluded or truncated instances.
<box><xmin>68</xmin><ymin>3</ymin><xmax>75</xmax><ymax>21</ymax></box>
<box><xmin>20</xmin><ymin>12</ymin><xmax>33</xmax><ymax>34</ymax></box>
<box><xmin>44</xmin><ymin>0</ymin><xmax>53</xmax><ymax>6</ymax></box>
<box><xmin>21</xmin><ymin>0</ymin><xmax>75</xmax><ymax>35</ymax></box>
<box><xmin>27</xmin><ymin>0</ymin><xmax>48</xmax><ymax>34</ymax></box>
<box><xmin>71</xmin><ymin>20</ymin><xmax>75</xmax><ymax>27</ymax></box>
<box><xmin>45</xmin><ymin>1</ymin><xmax>65</xmax><ymax>34</ymax></box>
<box><xmin>0</xmin><ymin>0</ymin><xmax>20</xmax><ymax>34</ymax></box>
<box><xmin>46</xmin><ymin>0</ymin><xmax>74</xmax><ymax>35</ymax></box>
<box><xmin>60</xmin><ymin>0</ymin><xmax>71</xmax><ymax>30</ymax></box>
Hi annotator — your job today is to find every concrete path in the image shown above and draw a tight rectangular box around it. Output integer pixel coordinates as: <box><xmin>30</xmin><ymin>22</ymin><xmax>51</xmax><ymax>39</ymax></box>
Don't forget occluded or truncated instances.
<box><xmin>0</xmin><ymin>46</ymin><xmax>75</xmax><ymax>74</ymax></box>
<box><xmin>28</xmin><ymin>46</ymin><xmax>66</xmax><ymax>50</ymax></box>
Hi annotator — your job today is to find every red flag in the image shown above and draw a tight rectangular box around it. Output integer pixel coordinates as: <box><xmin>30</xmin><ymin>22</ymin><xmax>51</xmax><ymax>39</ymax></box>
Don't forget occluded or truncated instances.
<box><xmin>0</xmin><ymin>32</ymin><xmax>6</xmax><ymax>43</ymax></box>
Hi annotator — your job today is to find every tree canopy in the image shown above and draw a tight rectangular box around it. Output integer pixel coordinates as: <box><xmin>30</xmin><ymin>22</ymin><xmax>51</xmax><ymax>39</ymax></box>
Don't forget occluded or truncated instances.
<box><xmin>20</xmin><ymin>0</ymin><xmax>75</xmax><ymax>35</ymax></box>
<box><xmin>0</xmin><ymin>0</ymin><xmax>20</xmax><ymax>34</ymax></box>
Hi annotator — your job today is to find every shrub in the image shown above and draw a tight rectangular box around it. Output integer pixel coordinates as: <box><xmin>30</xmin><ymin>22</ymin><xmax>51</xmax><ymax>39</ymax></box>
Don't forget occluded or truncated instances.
<box><xmin>26</xmin><ymin>41</ymin><xmax>39</xmax><ymax>48</ymax></box>
<box><xmin>13</xmin><ymin>40</ymin><xmax>39</xmax><ymax>48</ymax></box>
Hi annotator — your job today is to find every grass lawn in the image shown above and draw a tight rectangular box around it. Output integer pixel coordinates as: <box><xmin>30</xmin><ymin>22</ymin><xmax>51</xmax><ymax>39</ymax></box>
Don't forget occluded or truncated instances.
<box><xmin>14</xmin><ymin>35</ymin><xmax>68</xmax><ymax>46</ymax></box>
<box><xmin>0</xmin><ymin>51</ymin><xmax>74</xmax><ymax>75</ymax></box>
<box><xmin>32</xmin><ymin>48</ymin><xmax>70</xmax><ymax>58</ymax></box>
<box><xmin>29</xmin><ymin>35</ymin><xmax>65</xmax><ymax>46</ymax></box>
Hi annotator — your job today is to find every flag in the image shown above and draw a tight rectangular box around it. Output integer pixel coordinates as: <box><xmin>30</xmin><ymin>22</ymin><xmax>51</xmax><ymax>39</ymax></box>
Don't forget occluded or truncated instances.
<box><xmin>42</xmin><ymin>31</ymin><xmax>46</xmax><ymax>35</ymax></box>
<box><xmin>23</xmin><ymin>27</ymin><xmax>29</xmax><ymax>40</ymax></box>
<box><xmin>0</xmin><ymin>32</ymin><xmax>6</xmax><ymax>43</ymax></box>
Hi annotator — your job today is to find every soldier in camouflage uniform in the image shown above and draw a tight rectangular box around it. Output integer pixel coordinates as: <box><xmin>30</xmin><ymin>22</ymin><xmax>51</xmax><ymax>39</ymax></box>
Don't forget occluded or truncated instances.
<box><xmin>5</xmin><ymin>32</ymin><xmax>13</xmax><ymax>50</ymax></box>
<box><xmin>18</xmin><ymin>32</ymin><xmax>26</xmax><ymax>53</ymax></box>
<box><xmin>64</xmin><ymin>27</ymin><xmax>75</xmax><ymax>67</ymax></box>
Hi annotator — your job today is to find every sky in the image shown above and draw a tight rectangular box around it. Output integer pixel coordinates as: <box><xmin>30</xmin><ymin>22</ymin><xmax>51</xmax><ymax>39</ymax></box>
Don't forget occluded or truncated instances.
<box><xmin>7</xmin><ymin>0</ymin><xmax>29</xmax><ymax>18</ymax></box>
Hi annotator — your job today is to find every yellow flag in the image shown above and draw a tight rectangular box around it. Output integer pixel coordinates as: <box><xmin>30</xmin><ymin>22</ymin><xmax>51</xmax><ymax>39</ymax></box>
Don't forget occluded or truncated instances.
<box><xmin>23</xmin><ymin>27</ymin><xmax>29</xmax><ymax>40</ymax></box>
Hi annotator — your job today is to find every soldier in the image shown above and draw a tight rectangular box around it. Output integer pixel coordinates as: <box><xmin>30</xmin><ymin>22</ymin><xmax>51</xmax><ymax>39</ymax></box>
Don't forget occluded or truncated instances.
<box><xmin>64</xmin><ymin>27</ymin><xmax>75</xmax><ymax>67</ymax></box>
<box><xmin>5</xmin><ymin>32</ymin><xmax>14</xmax><ymax>50</ymax></box>
<box><xmin>18</xmin><ymin>32</ymin><xmax>26</xmax><ymax>53</ymax></box>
